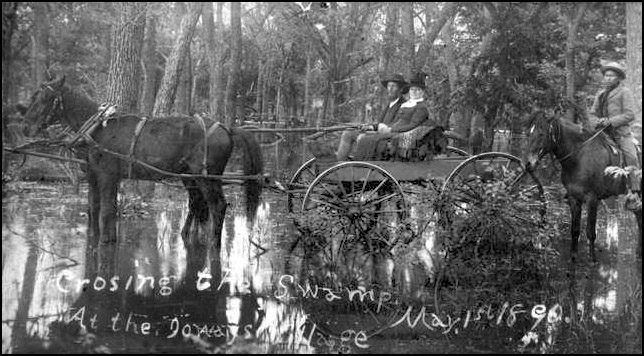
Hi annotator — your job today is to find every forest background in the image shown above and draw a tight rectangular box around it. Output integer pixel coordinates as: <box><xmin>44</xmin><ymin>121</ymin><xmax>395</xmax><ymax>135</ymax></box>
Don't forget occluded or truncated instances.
<box><xmin>2</xmin><ymin>2</ymin><xmax>642</xmax><ymax>150</ymax></box>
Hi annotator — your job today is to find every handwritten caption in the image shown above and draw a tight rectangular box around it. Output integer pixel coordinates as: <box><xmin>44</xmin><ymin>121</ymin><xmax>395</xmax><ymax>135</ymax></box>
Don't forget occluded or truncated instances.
<box><xmin>57</xmin><ymin>269</ymin><xmax>570</xmax><ymax>349</ymax></box>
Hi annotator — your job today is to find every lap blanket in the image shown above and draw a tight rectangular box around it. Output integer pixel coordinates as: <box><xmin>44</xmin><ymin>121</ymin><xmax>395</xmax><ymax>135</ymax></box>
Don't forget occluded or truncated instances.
<box><xmin>353</xmin><ymin>126</ymin><xmax>444</xmax><ymax>160</ymax></box>
<box><xmin>354</xmin><ymin>132</ymin><xmax>395</xmax><ymax>160</ymax></box>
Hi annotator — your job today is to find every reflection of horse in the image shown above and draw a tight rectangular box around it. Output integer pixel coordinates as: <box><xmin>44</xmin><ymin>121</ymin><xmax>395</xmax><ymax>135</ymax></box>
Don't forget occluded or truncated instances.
<box><xmin>23</xmin><ymin>76</ymin><xmax>263</xmax><ymax>276</ymax></box>
<box><xmin>525</xmin><ymin>111</ymin><xmax>642</xmax><ymax>260</ymax></box>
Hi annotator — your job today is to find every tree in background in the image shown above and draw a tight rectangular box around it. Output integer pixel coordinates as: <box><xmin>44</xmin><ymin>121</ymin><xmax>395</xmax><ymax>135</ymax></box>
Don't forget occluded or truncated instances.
<box><xmin>153</xmin><ymin>2</ymin><xmax>202</xmax><ymax>116</ymax></box>
<box><xmin>4</xmin><ymin>2</ymin><xmax>639</xmax><ymax>153</ymax></box>
<box><xmin>140</xmin><ymin>13</ymin><xmax>158</xmax><ymax>117</ymax></box>
<box><xmin>105</xmin><ymin>2</ymin><xmax>146</xmax><ymax>113</ymax></box>
<box><xmin>626</xmin><ymin>2</ymin><xmax>642</xmax><ymax>143</ymax></box>
<box><xmin>224</xmin><ymin>2</ymin><xmax>241</xmax><ymax>125</ymax></box>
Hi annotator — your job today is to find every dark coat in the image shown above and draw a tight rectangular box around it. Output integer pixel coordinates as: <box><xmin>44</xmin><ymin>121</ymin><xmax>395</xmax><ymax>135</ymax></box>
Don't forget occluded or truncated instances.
<box><xmin>390</xmin><ymin>100</ymin><xmax>431</xmax><ymax>133</ymax></box>
<box><xmin>373</xmin><ymin>97</ymin><xmax>406</xmax><ymax>129</ymax></box>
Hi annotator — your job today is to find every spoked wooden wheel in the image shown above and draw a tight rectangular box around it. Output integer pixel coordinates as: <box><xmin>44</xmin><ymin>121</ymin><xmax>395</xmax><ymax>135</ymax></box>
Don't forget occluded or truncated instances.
<box><xmin>440</xmin><ymin>152</ymin><xmax>545</xmax><ymax>222</ymax></box>
<box><xmin>294</xmin><ymin>162</ymin><xmax>408</xmax><ymax>290</ymax></box>
<box><xmin>287</xmin><ymin>158</ymin><xmax>318</xmax><ymax>214</ymax></box>
<box><xmin>434</xmin><ymin>152</ymin><xmax>546</xmax><ymax>313</ymax></box>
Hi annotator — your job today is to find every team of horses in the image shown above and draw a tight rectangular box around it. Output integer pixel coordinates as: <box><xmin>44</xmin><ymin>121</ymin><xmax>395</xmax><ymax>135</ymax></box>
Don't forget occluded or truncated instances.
<box><xmin>19</xmin><ymin>77</ymin><xmax>641</xmax><ymax>282</ymax></box>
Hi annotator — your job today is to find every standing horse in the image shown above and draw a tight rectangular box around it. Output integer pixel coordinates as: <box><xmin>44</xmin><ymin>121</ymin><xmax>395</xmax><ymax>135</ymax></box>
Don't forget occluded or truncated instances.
<box><xmin>22</xmin><ymin>76</ymin><xmax>263</xmax><ymax>276</ymax></box>
<box><xmin>524</xmin><ymin>110</ymin><xmax>642</xmax><ymax>261</ymax></box>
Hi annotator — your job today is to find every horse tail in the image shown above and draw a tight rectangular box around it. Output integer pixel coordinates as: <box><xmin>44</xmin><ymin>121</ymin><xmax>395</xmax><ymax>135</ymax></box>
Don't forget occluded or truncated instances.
<box><xmin>230</xmin><ymin>127</ymin><xmax>264</xmax><ymax>221</ymax></box>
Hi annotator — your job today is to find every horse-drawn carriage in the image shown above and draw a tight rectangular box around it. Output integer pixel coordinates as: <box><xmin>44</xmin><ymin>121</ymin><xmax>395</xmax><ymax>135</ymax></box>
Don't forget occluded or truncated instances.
<box><xmin>10</xmin><ymin>76</ymin><xmax>546</xmax><ymax>305</ymax></box>
<box><xmin>284</xmin><ymin>125</ymin><xmax>547</xmax><ymax>294</ymax></box>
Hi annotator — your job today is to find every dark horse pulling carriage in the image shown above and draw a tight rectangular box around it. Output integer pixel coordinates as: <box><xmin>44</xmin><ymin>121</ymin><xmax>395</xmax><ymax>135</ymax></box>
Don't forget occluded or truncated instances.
<box><xmin>21</xmin><ymin>76</ymin><xmax>264</xmax><ymax>277</ymax></box>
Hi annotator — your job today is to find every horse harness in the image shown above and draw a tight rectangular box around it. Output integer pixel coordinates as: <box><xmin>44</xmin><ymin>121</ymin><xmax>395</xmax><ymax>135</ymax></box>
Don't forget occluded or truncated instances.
<box><xmin>67</xmin><ymin>105</ymin><xmax>230</xmax><ymax>179</ymax></box>
<box><xmin>191</xmin><ymin>114</ymin><xmax>231</xmax><ymax>176</ymax></box>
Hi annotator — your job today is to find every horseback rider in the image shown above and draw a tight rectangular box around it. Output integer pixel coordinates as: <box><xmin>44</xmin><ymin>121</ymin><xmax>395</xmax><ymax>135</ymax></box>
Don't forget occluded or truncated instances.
<box><xmin>591</xmin><ymin>62</ymin><xmax>640</xmax><ymax>171</ymax></box>
<box><xmin>335</xmin><ymin>73</ymin><xmax>407</xmax><ymax>160</ymax></box>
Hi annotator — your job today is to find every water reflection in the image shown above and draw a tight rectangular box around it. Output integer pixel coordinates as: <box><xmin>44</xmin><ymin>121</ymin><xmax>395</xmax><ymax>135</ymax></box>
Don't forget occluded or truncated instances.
<box><xmin>2</xmin><ymin>166</ymin><xmax>642</xmax><ymax>353</ymax></box>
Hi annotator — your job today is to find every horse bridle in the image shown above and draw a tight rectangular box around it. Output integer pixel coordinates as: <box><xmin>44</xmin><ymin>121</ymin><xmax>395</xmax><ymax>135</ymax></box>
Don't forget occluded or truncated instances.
<box><xmin>544</xmin><ymin>118</ymin><xmax>607</xmax><ymax>163</ymax></box>
<box><xmin>41</xmin><ymin>84</ymin><xmax>65</xmax><ymax>128</ymax></box>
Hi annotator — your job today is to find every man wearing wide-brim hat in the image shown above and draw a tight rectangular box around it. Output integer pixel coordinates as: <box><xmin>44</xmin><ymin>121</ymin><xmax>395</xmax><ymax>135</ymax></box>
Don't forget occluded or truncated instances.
<box><xmin>336</xmin><ymin>73</ymin><xmax>408</xmax><ymax>160</ymax></box>
<box><xmin>591</xmin><ymin>61</ymin><xmax>640</xmax><ymax>173</ymax></box>
<box><xmin>353</xmin><ymin>72</ymin><xmax>438</xmax><ymax>160</ymax></box>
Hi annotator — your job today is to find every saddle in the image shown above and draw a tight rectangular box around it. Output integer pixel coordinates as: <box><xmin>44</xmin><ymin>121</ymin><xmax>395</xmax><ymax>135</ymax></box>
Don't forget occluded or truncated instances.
<box><xmin>598</xmin><ymin>131</ymin><xmax>642</xmax><ymax>168</ymax></box>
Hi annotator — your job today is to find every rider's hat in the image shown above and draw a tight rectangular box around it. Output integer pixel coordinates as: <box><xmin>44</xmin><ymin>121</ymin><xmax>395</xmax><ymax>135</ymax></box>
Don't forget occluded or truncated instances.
<box><xmin>408</xmin><ymin>72</ymin><xmax>428</xmax><ymax>90</ymax></box>
<box><xmin>381</xmin><ymin>73</ymin><xmax>409</xmax><ymax>92</ymax></box>
<box><xmin>601</xmin><ymin>62</ymin><xmax>626</xmax><ymax>79</ymax></box>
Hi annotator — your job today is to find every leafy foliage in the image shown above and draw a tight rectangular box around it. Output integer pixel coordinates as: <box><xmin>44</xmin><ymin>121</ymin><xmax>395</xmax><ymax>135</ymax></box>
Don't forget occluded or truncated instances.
<box><xmin>291</xmin><ymin>171</ymin><xmax>560</xmax><ymax>310</ymax></box>
<box><xmin>5</xmin><ymin>2</ymin><xmax>635</xmax><ymax>143</ymax></box>
<box><xmin>433</xmin><ymin>174</ymin><xmax>559</xmax><ymax>308</ymax></box>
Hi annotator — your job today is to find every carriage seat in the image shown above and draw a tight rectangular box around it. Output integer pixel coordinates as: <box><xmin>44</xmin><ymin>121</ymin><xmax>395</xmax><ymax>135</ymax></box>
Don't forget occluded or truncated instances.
<box><xmin>378</xmin><ymin>126</ymin><xmax>447</xmax><ymax>161</ymax></box>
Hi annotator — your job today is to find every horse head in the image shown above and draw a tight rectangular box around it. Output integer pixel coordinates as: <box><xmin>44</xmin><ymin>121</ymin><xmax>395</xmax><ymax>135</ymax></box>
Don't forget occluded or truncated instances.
<box><xmin>524</xmin><ymin>110</ymin><xmax>559</xmax><ymax>171</ymax></box>
<box><xmin>23</xmin><ymin>76</ymin><xmax>66</xmax><ymax>137</ymax></box>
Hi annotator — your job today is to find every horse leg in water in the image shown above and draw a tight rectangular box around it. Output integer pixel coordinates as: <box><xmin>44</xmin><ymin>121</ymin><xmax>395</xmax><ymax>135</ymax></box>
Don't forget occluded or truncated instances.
<box><xmin>181</xmin><ymin>179</ymin><xmax>208</xmax><ymax>240</ymax></box>
<box><xmin>96</xmin><ymin>170</ymin><xmax>120</xmax><ymax>243</ymax></box>
<box><xmin>181</xmin><ymin>179</ymin><xmax>210</xmax><ymax>278</ymax></box>
<box><xmin>568</xmin><ymin>196</ymin><xmax>583</xmax><ymax>261</ymax></box>
<box><xmin>196</xmin><ymin>178</ymin><xmax>227</xmax><ymax>286</ymax></box>
<box><xmin>195</xmin><ymin>179</ymin><xmax>227</xmax><ymax>249</ymax></box>
<box><xmin>585</xmin><ymin>194</ymin><xmax>598</xmax><ymax>262</ymax></box>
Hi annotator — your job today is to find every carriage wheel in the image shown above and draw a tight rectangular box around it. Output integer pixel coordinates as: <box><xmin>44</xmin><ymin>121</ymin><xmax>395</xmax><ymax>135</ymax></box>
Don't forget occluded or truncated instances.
<box><xmin>434</xmin><ymin>152</ymin><xmax>546</xmax><ymax>313</ymax></box>
<box><xmin>292</xmin><ymin>162</ymin><xmax>410</xmax><ymax>338</ymax></box>
<box><xmin>287</xmin><ymin>158</ymin><xmax>318</xmax><ymax>214</ymax></box>
<box><xmin>292</xmin><ymin>162</ymin><xmax>408</xmax><ymax>290</ymax></box>
<box><xmin>440</xmin><ymin>152</ymin><xmax>545</xmax><ymax>220</ymax></box>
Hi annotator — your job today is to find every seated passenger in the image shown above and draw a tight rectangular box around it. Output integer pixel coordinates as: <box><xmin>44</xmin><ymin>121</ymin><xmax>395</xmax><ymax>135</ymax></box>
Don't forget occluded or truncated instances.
<box><xmin>354</xmin><ymin>72</ymin><xmax>438</xmax><ymax>160</ymax></box>
<box><xmin>336</xmin><ymin>73</ymin><xmax>408</xmax><ymax>160</ymax></box>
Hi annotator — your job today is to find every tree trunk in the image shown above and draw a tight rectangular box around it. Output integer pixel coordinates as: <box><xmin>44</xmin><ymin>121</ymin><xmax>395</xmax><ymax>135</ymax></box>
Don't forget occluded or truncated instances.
<box><xmin>31</xmin><ymin>2</ymin><xmax>49</xmax><ymax>89</ymax></box>
<box><xmin>153</xmin><ymin>3</ymin><xmax>202</xmax><ymax>117</ymax></box>
<box><xmin>140</xmin><ymin>15</ymin><xmax>157</xmax><ymax>117</ymax></box>
<box><xmin>465</xmin><ymin>3</ymin><xmax>498</xmax><ymax>152</ymax></box>
<box><xmin>563</xmin><ymin>3</ymin><xmax>587</xmax><ymax>122</ymax></box>
<box><xmin>304</xmin><ymin>47</ymin><xmax>311</xmax><ymax>123</ymax></box>
<box><xmin>381</xmin><ymin>3</ymin><xmax>398</xmax><ymax>74</ymax></box>
<box><xmin>2</xmin><ymin>2</ymin><xmax>19</xmax><ymax>104</ymax></box>
<box><xmin>261</xmin><ymin>64</ymin><xmax>269</xmax><ymax>120</ymax></box>
<box><xmin>626</xmin><ymin>2</ymin><xmax>642</xmax><ymax>143</ymax></box>
<box><xmin>224</xmin><ymin>2</ymin><xmax>242</xmax><ymax>126</ymax></box>
<box><xmin>175</xmin><ymin>49</ymin><xmax>192</xmax><ymax>115</ymax></box>
<box><xmin>255</xmin><ymin>59</ymin><xmax>264</xmax><ymax>118</ymax></box>
<box><xmin>190</xmin><ymin>53</ymin><xmax>203</xmax><ymax>114</ymax></box>
<box><xmin>204</xmin><ymin>2</ymin><xmax>227</xmax><ymax>120</ymax></box>
<box><xmin>442</xmin><ymin>18</ymin><xmax>464</xmax><ymax>132</ymax></box>
<box><xmin>106</xmin><ymin>3</ymin><xmax>148</xmax><ymax>201</ymax></box>
<box><xmin>106</xmin><ymin>2</ymin><xmax>146</xmax><ymax>114</ymax></box>
<box><xmin>401</xmin><ymin>2</ymin><xmax>415</xmax><ymax>78</ymax></box>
